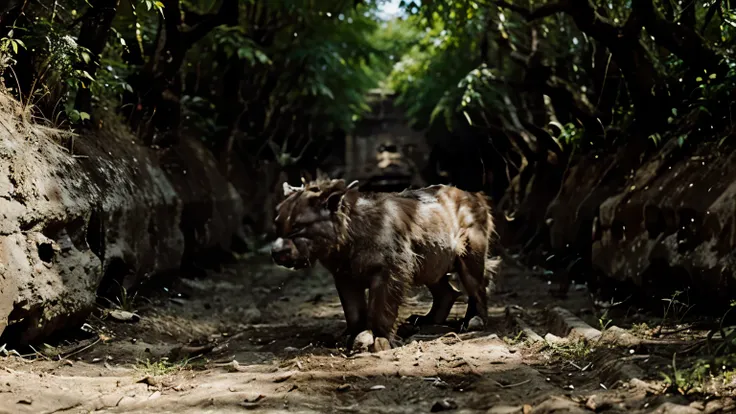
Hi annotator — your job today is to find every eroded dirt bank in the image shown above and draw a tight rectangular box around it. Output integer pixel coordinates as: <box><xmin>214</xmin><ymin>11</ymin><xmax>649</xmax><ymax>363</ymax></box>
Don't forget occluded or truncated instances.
<box><xmin>1</xmin><ymin>256</ymin><xmax>732</xmax><ymax>413</ymax></box>
<box><xmin>0</xmin><ymin>93</ymin><xmax>281</xmax><ymax>345</ymax></box>
<box><xmin>499</xmin><ymin>137</ymin><xmax>736</xmax><ymax>307</ymax></box>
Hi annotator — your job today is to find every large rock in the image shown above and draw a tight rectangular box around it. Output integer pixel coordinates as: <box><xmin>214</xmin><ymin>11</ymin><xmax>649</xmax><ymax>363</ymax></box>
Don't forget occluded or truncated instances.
<box><xmin>592</xmin><ymin>140</ymin><xmax>736</xmax><ymax>303</ymax></box>
<box><xmin>0</xmin><ymin>94</ymin><xmax>249</xmax><ymax>344</ymax></box>
<box><xmin>515</xmin><ymin>135</ymin><xmax>736</xmax><ymax>303</ymax></box>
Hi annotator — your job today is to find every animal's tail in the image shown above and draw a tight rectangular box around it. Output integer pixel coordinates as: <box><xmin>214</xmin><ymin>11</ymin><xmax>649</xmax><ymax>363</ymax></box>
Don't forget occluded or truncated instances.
<box><xmin>484</xmin><ymin>255</ymin><xmax>502</xmax><ymax>295</ymax></box>
<box><xmin>479</xmin><ymin>190</ymin><xmax>502</xmax><ymax>295</ymax></box>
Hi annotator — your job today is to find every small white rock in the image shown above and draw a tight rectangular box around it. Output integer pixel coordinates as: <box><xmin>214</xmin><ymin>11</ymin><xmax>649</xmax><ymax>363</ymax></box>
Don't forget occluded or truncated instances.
<box><xmin>354</xmin><ymin>330</ymin><xmax>374</xmax><ymax>352</ymax></box>
<box><xmin>467</xmin><ymin>316</ymin><xmax>485</xmax><ymax>331</ymax></box>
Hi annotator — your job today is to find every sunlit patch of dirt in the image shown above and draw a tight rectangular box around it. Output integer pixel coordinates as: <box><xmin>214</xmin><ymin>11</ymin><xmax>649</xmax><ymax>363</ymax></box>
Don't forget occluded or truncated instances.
<box><xmin>0</xmin><ymin>257</ymin><xmax>734</xmax><ymax>413</ymax></box>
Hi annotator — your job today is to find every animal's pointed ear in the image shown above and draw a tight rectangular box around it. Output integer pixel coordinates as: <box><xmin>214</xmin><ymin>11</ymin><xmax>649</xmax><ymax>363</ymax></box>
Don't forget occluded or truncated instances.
<box><xmin>282</xmin><ymin>182</ymin><xmax>303</xmax><ymax>197</ymax></box>
<box><xmin>316</xmin><ymin>168</ymin><xmax>329</xmax><ymax>181</ymax></box>
<box><xmin>301</xmin><ymin>170</ymin><xmax>313</xmax><ymax>184</ymax></box>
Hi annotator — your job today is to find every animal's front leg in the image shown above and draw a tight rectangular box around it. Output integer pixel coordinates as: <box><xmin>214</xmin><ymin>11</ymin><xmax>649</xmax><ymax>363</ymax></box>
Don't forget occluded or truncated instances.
<box><xmin>367</xmin><ymin>270</ymin><xmax>404</xmax><ymax>351</ymax></box>
<box><xmin>333</xmin><ymin>275</ymin><xmax>367</xmax><ymax>346</ymax></box>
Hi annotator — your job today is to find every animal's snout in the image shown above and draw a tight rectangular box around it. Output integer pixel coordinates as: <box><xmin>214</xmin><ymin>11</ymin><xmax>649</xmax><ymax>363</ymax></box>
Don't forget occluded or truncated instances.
<box><xmin>271</xmin><ymin>237</ymin><xmax>291</xmax><ymax>256</ymax></box>
<box><xmin>271</xmin><ymin>237</ymin><xmax>299</xmax><ymax>267</ymax></box>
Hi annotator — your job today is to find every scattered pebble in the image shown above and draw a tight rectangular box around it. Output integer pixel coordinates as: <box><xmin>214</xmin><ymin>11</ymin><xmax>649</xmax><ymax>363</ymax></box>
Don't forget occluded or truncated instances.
<box><xmin>369</xmin><ymin>385</ymin><xmax>385</xmax><ymax>391</ymax></box>
<box><xmin>373</xmin><ymin>337</ymin><xmax>391</xmax><ymax>352</ymax></box>
<box><xmin>108</xmin><ymin>310</ymin><xmax>140</xmax><ymax>323</ymax></box>
<box><xmin>354</xmin><ymin>330</ymin><xmax>374</xmax><ymax>353</ymax></box>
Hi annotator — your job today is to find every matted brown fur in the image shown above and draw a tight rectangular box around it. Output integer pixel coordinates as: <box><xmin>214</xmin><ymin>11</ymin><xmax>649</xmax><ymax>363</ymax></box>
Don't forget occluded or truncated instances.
<box><xmin>271</xmin><ymin>175</ymin><xmax>500</xmax><ymax>349</ymax></box>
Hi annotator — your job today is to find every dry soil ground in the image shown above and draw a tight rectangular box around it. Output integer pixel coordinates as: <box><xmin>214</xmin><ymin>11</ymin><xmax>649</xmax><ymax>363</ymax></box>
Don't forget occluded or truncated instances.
<box><xmin>0</xmin><ymin>255</ymin><xmax>734</xmax><ymax>413</ymax></box>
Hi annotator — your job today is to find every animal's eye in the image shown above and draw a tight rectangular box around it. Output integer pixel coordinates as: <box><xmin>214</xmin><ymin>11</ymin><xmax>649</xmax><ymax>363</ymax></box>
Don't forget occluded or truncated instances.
<box><xmin>307</xmin><ymin>187</ymin><xmax>320</xmax><ymax>193</ymax></box>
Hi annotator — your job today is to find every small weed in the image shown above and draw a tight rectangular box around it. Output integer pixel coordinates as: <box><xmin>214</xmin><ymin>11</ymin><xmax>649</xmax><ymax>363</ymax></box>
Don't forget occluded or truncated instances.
<box><xmin>115</xmin><ymin>283</ymin><xmax>138</xmax><ymax>312</ymax></box>
<box><xmin>135</xmin><ymin>357</ymin><xmax>189</xmax><ymax>376</ymax></box>
<box><xmin>99</xmin><ymin>281</ymin><xmax>139</xmax><ymax>312</ymax></box>
<box><xmin>502</xmin><ymin>330</ymin><xmax>524</xmax><ymax>346</ymax></box>
<box><xmin>547</xmin><ymin>339</ymin><xmax>593</xmax><ymax>361</ymax></box>
<box><xmin>661</xmin><ymin>352</ymin><xmax>706</xmax><ymax>395</ymax></box>
<box><xmin>598</xmin><ymin>308</ymin><xmax>613</xmax><ymax>331</ymax></box>
<box><xmin>661</xmin><ymin>350</ymin><xmax>736</xmax><ymax>396</ymax></box>
<box><xmin>630</xmin><ymin>322</ymin><xmax>652</xmax><ymax>337</ymax></box>
<box><xmin>661</xmin><ymin>290</ymin><xmax>695</xmax><ymax>326</ymax></box>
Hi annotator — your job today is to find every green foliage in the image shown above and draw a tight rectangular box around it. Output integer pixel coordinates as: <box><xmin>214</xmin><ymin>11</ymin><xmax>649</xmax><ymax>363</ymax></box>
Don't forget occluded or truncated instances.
<box><xmin>212</xmin><ymin>26</ymin><xmax>271</xmax><ymax>65</ymax></box>
<box><xmin>2</xmin><ymin>0</ymin><xmax>735</xmax><ymax>164</ymax></box>
<box><xmin>0</xmin><ymin>0</ymin><xmax>394</xmax><ymax>150</ymax></box>
<box><xmin>386</xmin><ymin>12</ymin><xmax>482</xmax><ymax>129</ymax></box>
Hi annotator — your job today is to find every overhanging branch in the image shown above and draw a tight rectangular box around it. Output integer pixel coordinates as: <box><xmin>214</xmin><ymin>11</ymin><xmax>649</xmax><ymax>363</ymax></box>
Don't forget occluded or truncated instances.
<box><xmin>633</xmin><ymin>0</ymin><xmax>726</xmax><ymax>75</ymax></box>
<box><xmin>183</xmin><ymin>0</ymin><xmax>238</xmax><ymax>47</ymax></box>
<box><xmin>493</xmin><ymin>0</ymin><xmax>570</xmax><ymax>21</ymax></box>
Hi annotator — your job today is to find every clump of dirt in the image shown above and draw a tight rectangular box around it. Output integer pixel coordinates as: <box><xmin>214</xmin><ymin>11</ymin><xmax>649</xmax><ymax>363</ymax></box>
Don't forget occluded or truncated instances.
<box><xmin>0</xmin><ymin>256</ymin><xmax>733</xmax><ymax>413</ymax></box>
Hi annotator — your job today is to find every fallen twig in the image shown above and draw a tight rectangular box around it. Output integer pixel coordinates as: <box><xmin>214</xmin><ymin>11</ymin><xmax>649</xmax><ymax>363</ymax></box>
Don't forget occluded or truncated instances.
<box><xmin>495</xmin><ymin>379</ymin><xmax>531</xmax><ymax>389</ymax></box>
<box><xmin>61</xmin><ymin>337</ymin><xmax>101</xmax><ymax>360</ymax></box>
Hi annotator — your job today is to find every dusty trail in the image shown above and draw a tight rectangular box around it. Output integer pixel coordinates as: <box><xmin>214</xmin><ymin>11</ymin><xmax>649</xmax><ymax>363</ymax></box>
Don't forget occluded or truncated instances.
<box><xmin>0</xmin><ymin>256</ymin><xmax>732</xmax><ymax>413</ymax></box>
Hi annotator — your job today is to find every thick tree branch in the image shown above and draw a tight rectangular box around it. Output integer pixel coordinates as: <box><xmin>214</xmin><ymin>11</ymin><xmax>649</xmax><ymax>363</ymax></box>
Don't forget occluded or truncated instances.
<box><xmin>497</xmin><ymin>0</ymin><xmax>669</xmax><ymax>135</ymax></box>
<box><xmin>74</xmin><ymin>0</ymin><xmax>120</xmax><ymax>115</ymax></box>
<box><xmin>494</xmin><ymin>0</ymin><xmax>570</xmax><ymax>21</ymax></box>
<box><xmin>183</xmin><ymin>0</ymin><xmax>238</xmax><ymax>47</ymax></box>
<box><xmin>701</xmin><ymin>0</ymin><xmax>721</xmax><ymax>34</ymax></box>
<box><xmin>633</xmin><ymin>0</ymin><xmax>726</xmax><ymax>75</ymax></box>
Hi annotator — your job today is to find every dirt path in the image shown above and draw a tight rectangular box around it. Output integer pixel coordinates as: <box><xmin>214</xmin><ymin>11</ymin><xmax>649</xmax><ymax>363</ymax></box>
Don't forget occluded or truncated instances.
<box><xmin>0</xmin><ymin>256</ymin><xmax>733</xmax><ymax>413</ymax></box>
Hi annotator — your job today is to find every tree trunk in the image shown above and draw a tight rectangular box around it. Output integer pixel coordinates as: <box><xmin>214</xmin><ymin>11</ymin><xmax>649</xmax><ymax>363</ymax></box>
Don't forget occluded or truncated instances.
<box><xmin>74</xmin><ymin>0</ymin><xmax>120</xmax><ymax>116</ymax></box>
<box><xmin>128</xmin><ymin>0</ymin><xmax>237</xmax><ymax>146</ymax></box>
<box><xmin>214</xmin><ymin>56</ymin><xmax>245</xmax><ymax>177</ymax></box>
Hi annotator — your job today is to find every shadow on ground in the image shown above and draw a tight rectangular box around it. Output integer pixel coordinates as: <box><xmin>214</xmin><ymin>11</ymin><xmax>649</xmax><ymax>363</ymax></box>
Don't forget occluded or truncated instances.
<box><xmin>0</xmin><ymin>257</ymin><xmax>733</xmax><ymax>413</ymax></box>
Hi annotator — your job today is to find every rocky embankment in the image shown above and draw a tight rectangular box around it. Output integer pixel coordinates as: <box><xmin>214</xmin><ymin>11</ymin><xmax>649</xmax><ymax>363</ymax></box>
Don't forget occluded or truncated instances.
<box><xmin>0</xmin><ymin>93</ymin><xmax>279</xmax><ymax>345</ymax></box>
<box><xmin>503</xmin><ymin>137</ymin><xmax>736</xmax><ymax>305</ymax></box>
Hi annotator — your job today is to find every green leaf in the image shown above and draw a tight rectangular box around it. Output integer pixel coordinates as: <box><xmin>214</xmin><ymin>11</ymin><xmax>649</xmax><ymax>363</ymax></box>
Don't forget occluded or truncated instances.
<box><xmin>79</xmin><ymin>112</ymin><xmax>91</xmax><ymax>121</ymax></box>
<box><xmin>462</xmin><ymin>111</ymin><xmax>472</xmax><ymax>125</ymax></box>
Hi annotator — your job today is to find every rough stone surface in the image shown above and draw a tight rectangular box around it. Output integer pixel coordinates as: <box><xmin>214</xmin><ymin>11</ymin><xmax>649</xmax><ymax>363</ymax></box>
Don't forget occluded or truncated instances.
<box><xmin>498</xmin><ymin>131</ymin><xmax>736</xmax><ymax>303</ymax></box>
<box><xmin>0</xmin><ymin>94</ymin><xmax>250</xmax><ymax>344</ymax></box>
<box><xmin>592</xmin><ymin>140</ymin><xmax>736</xmax><ymax>302</ymax></box>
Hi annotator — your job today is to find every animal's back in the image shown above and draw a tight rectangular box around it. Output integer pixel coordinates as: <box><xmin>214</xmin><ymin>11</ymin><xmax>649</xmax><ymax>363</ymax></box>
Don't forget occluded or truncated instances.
<box><xmin>398</xmin><ymin>185</ymin><xmax>493</xmax><ymax>255</ymax></box>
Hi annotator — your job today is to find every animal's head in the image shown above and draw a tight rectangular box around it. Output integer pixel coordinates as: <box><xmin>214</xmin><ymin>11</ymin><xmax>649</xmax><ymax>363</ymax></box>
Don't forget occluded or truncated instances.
<box><xmin>270</xmin><ymin>172</ymin><xmax>359</xmax><ymax>269</ymax></box>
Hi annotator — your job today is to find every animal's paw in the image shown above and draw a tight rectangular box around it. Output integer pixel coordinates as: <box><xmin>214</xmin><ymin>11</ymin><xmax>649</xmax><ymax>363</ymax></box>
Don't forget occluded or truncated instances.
<box><xmin>460</xmin><ymin>316</ymin><xmax>486</xmax><ymax>332</ymax></box>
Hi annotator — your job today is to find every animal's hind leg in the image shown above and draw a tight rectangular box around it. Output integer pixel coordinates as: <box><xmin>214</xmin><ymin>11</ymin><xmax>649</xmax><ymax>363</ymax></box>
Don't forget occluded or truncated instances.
<box><xmin>456</xmin><ymin>249</ymin><xmax>489</xmax><ymax>332</ymax></box>
<box><xmin>407</xmin><ymin>274</ymin><xmax>462</xmax><ymax>326</ymax></box>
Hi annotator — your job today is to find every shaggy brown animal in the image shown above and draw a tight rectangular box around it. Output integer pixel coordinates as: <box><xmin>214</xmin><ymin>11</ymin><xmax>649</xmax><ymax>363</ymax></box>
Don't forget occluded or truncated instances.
<box><xmin>271</xmin><ymin>174</ymin><xmax>499</xmax><ymax>351</ymax></box>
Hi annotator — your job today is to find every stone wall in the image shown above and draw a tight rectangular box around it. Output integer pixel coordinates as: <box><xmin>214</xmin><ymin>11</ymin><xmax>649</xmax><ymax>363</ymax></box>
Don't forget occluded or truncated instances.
<box><xmin>343</xmin><ymin>90</ymin><xmax>428</xmax><ymax>190</ymax></box>
<box><xmin>0</xmin><ymin>94</ymin><xmax>260</xmax><ymax>345</ymax></box>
